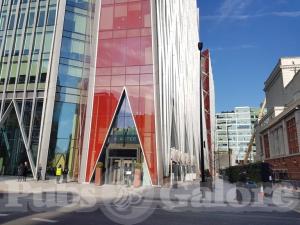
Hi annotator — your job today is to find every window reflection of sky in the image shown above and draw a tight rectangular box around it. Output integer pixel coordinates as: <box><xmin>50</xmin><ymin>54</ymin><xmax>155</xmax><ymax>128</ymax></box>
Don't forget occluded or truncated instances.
<box><xmin>53</xmin><ymin>102</ymin><xmax>76</xmax><ymax>153</ymax></box>
<box><xmin>109</xmin><ymin>95</ymin><xmax>138</xmax><ymax>144</ymax></box>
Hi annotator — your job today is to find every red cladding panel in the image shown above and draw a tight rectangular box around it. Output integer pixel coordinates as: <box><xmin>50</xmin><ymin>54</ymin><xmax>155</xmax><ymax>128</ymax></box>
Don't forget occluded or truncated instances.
<box><xmin>86</xmin><ymin>0</ymin><xmax>157</xmax><ymax>184</ymax></box>
<box><xmin>201</xmin><ymin>49</ymin><xmax>213</xmax><ymax>174</ymax></box>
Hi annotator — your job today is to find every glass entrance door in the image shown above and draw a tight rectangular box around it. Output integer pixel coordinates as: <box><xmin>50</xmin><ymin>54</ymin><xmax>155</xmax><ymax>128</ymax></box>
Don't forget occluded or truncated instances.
<box><xmin>108</xmin><ymin>158</ymin><xmax>136</xmax><ymax>185</ymax></box>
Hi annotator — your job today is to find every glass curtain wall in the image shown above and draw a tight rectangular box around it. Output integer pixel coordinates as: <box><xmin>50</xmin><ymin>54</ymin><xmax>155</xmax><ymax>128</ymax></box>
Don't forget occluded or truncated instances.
<box><xmin>0</xmin><ymin>0</ymin><xmax>57</xmax><ymax>175</ymax></box>
<box><xmin>86</xmin><ymin>0</ymin><xmax>157</xmax><ymax>184</ymax></box>
<box><xmin>47</xmin><ymin>0</ymin><xmax>92</xmax><ymax>179</ymax></box>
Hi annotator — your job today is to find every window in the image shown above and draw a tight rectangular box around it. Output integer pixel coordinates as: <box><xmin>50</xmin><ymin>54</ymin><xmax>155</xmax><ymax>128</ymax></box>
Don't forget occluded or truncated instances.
<box><xmin>263</xmin><ymin>134</ymin><xmax>270</xmax><ymax>158</ymax></box>
<box><xmin>39</xmin><ymin>60</ymin><xmax>48</xmax><ymax>83</ymax></box>
<box><xmin>8</xmin><ymin>14</ymin><xmax>16</xmax><ymax>30</ymax></box>
<box><xmin>19</xmin><ymin>62</ymin><xmax>28</xmax><ymax>77</ymax></box>
<box><xmin>0</xmin><ymin>63</ymin><xmax>8</xmax><ymax>79</ymax></box>
<box><xmin>9</xmin><ymin>62</ymin><xmax>18</xmax><ymax>85</ymax></box>
<box><xmin>9</xmin><ymin>77</ymin><xmax>16</xmax><ymax>84</ymax></box>
<box><xmin>27</xmin><ymin>11</ymin><xmax>35</xmax><ymax>27</ymax></box>
<box><xmin>2</xmin><ymin>0</ymin><xmax>9</xmax><ymax>6</ymax></box>
<box><xmin>61</xmin><ymin>37</ymin><xmax>85</xmax><ymax>60</ymax></box>
<box><xmin>33</xmin><ymin>32</ymin><xmax>42</xmax><ymax>54</ymax></box>
<box><xmin>18</xmin><ymin>75</ymin><xmax>26</xmax><ymax>84</ymax></box>
<box><xmin>14</xmin><ymin>35</ymin><xmax>22</xmax><ymax>55</ymax></box>
<box><xmin>64</xmin><ymin>11</ymin><xmax>87</xmax><ymax>34</ymax></box>
<box><xmin>18</xmin><ymin>13</ymin><xmax>25</xmax><ymax>29</ymax></box>
<box><xmin>99</xmin><ymin>6</ymin><xmax>113</xmax><ymax>30</ymax></box>
<box><xmin>43</xmin><ymin>32</ymin><xmax>53</xmax><ymax>53</ymax></box>
<box><xmin>23</xmin><ymin>33</ymin><xmax>32</xmax><ymax>55</ymax></box>
<box><xmin>29</xmin><ymin>76</ymin><xmax>36</xmax><ymax>83</ymax></box>
<box><xmin>4</xmin><ymin>36</ymin><xmax>13</xmax><ymax>55</ymax></box>
<box><xmin>286</xmin><ymin>118</ymin><xmax>299</xmax><ymax>154</ymax></box>
<box><xmin>40</xmin><ymin>73</ymin><xmax>47</xmax><ymax>83</ymax></box>
<box><xmin>58</xmin><ymin>63</ymin><xmax>82</xmax><ymax>88</ymax></box>
<box><xmin>66</xmin><ymin>0</ymin><xmax>89</xmax><ymax>9</ymax></box>
<box><xmin>47</xmin><ymin>9</ymin><xmax>56</xmax><ymax>26</ymax></box>
<box><xmin>37</xmin><ymin>9</ymin><xmax>46</xmax><ymax>27</ymax></box>
<box><xmin>29</xmin><ymin>60</ymin><xmax>37</xmax><ymax>80</ymax></box>
<box><xmin>0</xmin><ymin>15</ymin><xmax>7</xmax><ymax>30</ymax></box>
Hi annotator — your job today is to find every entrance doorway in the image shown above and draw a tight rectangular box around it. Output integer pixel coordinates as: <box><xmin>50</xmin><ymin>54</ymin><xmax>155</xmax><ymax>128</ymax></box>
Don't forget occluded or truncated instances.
<box><xmin>105</xmin><ymin>149</ymin><xmax>140</xmax><ymax>185</ymax></box>
<box><xmin>108</xmin><ymin>158</ymin><xmax>136</xmax><ymax>185</ymax></box>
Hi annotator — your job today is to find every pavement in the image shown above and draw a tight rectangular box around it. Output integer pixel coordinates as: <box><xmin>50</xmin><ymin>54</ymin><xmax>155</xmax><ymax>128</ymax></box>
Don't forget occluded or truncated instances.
<box><xmin>0</xmin><ymin>177</ymin><xmax>300</xmax><ymax>225</ymax></box>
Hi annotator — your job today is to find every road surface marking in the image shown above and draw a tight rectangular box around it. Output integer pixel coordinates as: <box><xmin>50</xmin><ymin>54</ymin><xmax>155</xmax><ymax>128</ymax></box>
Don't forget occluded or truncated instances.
<box><xmin>0</xmin><ymin>214</ymin><xmax>9</xmax><ymax>217</ymax></box>
<box><xmin>32</xmin><ymin>218</ymin><xmax>58</xmax><ymax>223</ymax></box>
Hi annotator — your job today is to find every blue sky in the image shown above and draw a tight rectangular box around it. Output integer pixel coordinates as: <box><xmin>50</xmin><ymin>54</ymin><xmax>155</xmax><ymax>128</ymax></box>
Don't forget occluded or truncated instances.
<box><xmin>197</xmin><ymin>0</ymin><xmax>300</xmax><ymax>112</ymax></box>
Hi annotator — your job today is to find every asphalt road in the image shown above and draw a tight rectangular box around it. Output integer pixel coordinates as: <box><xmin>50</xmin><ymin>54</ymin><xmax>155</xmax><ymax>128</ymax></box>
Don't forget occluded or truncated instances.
<box><xmin>1</xmin><ymin>193</ymin><xmax>300</xmax><ymax>225</ymax></box>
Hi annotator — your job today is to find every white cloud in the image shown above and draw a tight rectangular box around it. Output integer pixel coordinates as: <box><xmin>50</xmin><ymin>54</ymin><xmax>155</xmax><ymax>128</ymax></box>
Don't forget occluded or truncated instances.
<box><xmin>202</xmin><ymin>11</ymin><xmax>300</xmax><ymax>21</ymax></box>
<box><xmin>210</xmin><ymin>44</ymin><xmax>257</xmax><ymax>52</ymax></box>
<box><xmin>217</xmin><ymin>0</ymin><xmax>253</xmax><ymax>21</ymax></box>
<box><xmin>203</xmin><ymin>0</ymin><xmax>300</xmax><ymax>21</ymax></box>
<box><xmin>271</xmin><ymin>11</ymin><xmax>300</xmax><ymax>17</ymax></box>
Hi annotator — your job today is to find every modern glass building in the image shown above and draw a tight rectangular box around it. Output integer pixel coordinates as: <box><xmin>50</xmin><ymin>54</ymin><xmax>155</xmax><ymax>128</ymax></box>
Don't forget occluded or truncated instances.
<box><xmin>215</xmin><ymin>107</ymin><xmax>259</xmax><ymax>166</ymax></box>
<box><xmin>0</xmin><ymin>0</ymin><xmax>204</xmax><ymax>186</ymax></box>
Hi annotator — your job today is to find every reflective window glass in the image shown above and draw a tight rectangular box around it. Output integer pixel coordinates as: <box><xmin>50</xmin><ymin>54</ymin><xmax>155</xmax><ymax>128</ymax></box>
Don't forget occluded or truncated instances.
<box><xmin>128</xmin><ymin>2</ymin><xmax>142</xmax><ymax>28</ymax></box>
<box><xmin>114</xmin><ymin>4</ymin><xmax>127</xmax><ymax>29</ymax></box>
<box><xmin>13</xmin><ymin>35</ymin><xmax>22</xmax><ymax>55</ymax></box>
<box><xmin>58</xmin><ymin>64</ymin><xmax>83</xmax><ymax>88</ymax></box>
<box><xmin>40</xmin><ymin>60</ymin><xmax>48</xmax><ymax>83</ymax></box>
<box><xmin>33</xmin><ymin>32</ymin><xmax>42</xmax><ymax>54</ymax></box>
<box><xmin>27</xmin><ymin>11</ymin><xmax>35</xmax><ymax>28</ymax></box>
<box><xmin>0</xmin><ymin>15</ymin><xmax>6</xmax><ymax>30</ymax></box>
<box><xmin>4</xmin><ymin>36</ymin><xmax>13</xmax><ymax>55</ymax></box>
<box><xmin>8</xmin><ymin>14</ymin><xmax>16</xmax><ymax>30</ymax></box>
<box><xmin>19</xmin><ymin>62</ymin><xmax>28</xmax><ymax>76</ymax></box>
<box><xmin>43</xmin><ymin>32</ymin><xmax>53</xmax><ymax>53</ymax></box>
<box><xmin>64</xmin><ymin>11</ymin><xmax>87</xmax><ymax>34</ymax></box>
<box><xmin>0</xmin><ymin>63</ymin><xmax>8</xmax><ymax>79</ymax></box>
<box><xmin>23</xmin><ymin>33</ymin><xmax>32</xmax><ymax>55</ymax></box>
<box><xmin>47</xmin><ymin>9</ymin><xmax>56</xmax><ymax>26</ymax></box>
<box><xmin>61</xmin><ymin>37</ymin><xmax>85</xmax><ymax>60</ymax></box>
<box><xmin>100</xmin><ymin>6</ymin><xmax>113</xmax><ymax>30</ymax></box>
<box><xmin>37</xmin><ymin>9</ymin><xmax>46</xmax><ymax>27</ymax></box>
<box><xmin>18</xmin><ymin>12</ymin><xmax>25</xmax><ymax>29</ymax></box>
<box><xmin>30</xmin><ymin>60</ymin><xmax>37</xmax><ymax>76</ymax></box>
<box><xmin>126</xmin><ymin>37</ymin><xmax>141</xmax><ymax>66</ymax></box>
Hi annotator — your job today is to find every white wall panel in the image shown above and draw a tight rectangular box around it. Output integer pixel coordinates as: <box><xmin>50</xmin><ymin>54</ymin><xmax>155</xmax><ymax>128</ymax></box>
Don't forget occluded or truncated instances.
<box><xmin>154</xmin><ymin>0</ymin><xmax>203</xmax><ymax>176</ymax></box>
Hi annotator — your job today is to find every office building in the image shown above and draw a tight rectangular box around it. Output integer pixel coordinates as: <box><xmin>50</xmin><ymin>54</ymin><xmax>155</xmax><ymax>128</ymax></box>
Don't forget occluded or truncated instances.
<box><xmin>0</xmin><ymin>0</ymin><xmax>205</xmax><ymax>186</ymax></box>
<box><xmin>215</xmin><ymin>107</ymin><xmax>259</xmax><ymax>169</ymax></box>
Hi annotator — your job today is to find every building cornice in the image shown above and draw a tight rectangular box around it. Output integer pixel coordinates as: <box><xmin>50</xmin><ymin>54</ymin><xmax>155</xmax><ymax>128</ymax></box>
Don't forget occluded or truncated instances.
<box><xmin>264</xmin><ymin>58</ymin><xmax>300</xmax><ymax>92</ymax></box>
<box><xmin>264</xmin><ymin>60</ymin><xmax>281</xmax><ymax>92</ymax></box>
<box><xmin>258</xmin><ymin>99</ymin><xmax>300</xmax><ymax>133</ymax></box>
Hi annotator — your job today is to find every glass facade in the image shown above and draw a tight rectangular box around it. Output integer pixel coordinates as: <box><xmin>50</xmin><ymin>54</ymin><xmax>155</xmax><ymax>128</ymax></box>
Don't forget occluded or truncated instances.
<box><xmin>0</xmin><ymin>107</ymin><xmax>27</xmax><ymax>175</ymax></box>
<box><xmin>86</xmin><ymin>0</ymin><xmax>157</xmax><ymax>184</ymax></box>
<box><xmin>215</xmin><ymin>107</ymin><xmax>259</xmax><ymax>164</ymax></box>
<box><xmin>0</xmin><ymin>0</ymin><xmax>201</xmax><ymax>184</ymax></box>
<box><xmin>107</xmin><ymin>94</ymin><xmax>139</xmax><ymax>146</ymax></box>
<box><xmin>47</xmin><ymin>0</ymin><xmax>92</xmax><ymax>178</ymax></box>
<box><xmin>0</xmin><ymin>0</ymin><xmax>57</xmax><ymax>175</ymax></box>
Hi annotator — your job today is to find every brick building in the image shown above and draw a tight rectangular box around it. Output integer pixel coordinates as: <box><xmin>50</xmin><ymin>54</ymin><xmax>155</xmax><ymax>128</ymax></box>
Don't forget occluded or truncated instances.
<box><xmin>255</xmin><ymin>57</ymin><xmax>300</xmax><ymax>180</ymax></box>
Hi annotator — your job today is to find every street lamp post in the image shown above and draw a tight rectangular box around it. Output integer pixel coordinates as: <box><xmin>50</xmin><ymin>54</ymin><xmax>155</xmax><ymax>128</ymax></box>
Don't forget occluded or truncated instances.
<box><xmin>198</xmin><ymin>42</ymin><xmax>205</xmax><ymax>183</ymax></box>
<box><xmin>226</xmin><ymin>125</ymin><xmax>232</xmax><ymax>167</ymax></box>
